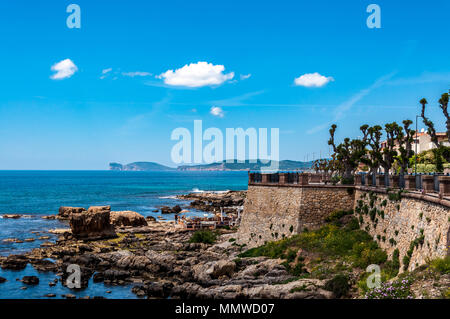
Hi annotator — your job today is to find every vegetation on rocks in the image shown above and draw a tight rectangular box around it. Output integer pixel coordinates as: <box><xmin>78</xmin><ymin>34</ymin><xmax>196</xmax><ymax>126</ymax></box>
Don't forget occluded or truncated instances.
<box><xmin>188</xmin><ymin>230</ymin><xmax>219</xmax><ymax>244</ymax></box>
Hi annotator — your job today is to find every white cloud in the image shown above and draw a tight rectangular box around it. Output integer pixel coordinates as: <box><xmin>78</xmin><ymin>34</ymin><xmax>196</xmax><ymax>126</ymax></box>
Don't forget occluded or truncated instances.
<box><xmin>294</xmin><ymin>72</ymin><xmax>334</xmax><ymax>88</ymax></box>
<box><xmin>50</xmin><ymin>59</ymin><xmax>78</xmax><ymax>80</ymax></box>
<box><xmin>240</xmin><ymin>73</ymin><xmax>251</xmax><ymax>80</ymax></box>
<box><xmin>210</xmin><ymin>106</ymin><xmax>224</xmax><ymax>118</ymax></box>
<box><xmin>158</xmin><ymin>62</ymin><xmax>234</xmax><ymax>88</ymax></box>
<box><xmin>102</xmin><ymin>68</ymin><xmax>112</xmax><ymax>74</ymax></box>
<box><xmin>122</xmin><ymin>71</ymin><xmax>152</xmax><ymax>77</ymax></box>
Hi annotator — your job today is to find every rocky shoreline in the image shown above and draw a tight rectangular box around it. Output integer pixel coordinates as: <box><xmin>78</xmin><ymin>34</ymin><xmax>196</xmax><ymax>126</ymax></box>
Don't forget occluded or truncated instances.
<box><xmin>2</xmin><ymin>190</ymin><xmax>447</xmax><ymax>299</ymax></box>
<box><xmin>1</xmin><ymin>191</ymin><xmax>333</xmax><ymax>299</ymax></box>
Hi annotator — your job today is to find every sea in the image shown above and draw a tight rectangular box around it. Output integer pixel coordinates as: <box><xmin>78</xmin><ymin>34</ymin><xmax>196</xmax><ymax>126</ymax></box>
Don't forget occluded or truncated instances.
<box><xmin>0</xmin><ymin>170</ymin><xmax>248</xmax><ymax>299</ymax></box>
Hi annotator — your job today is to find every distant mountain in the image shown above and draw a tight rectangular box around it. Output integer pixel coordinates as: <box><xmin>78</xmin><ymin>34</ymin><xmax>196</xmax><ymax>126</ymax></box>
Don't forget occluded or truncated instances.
<box><xmin>109</xmin><ymin>162</ymin><xmax>176</xmax><ymax>171</ymax></box>
<box><xmin>177</xmin><ymin>160</ymin><xmax>313</xmax><ymax>171</ymax></box>
<box><xmin>109</xmin><ymin>160</ymin><xmax>314</xmax><ymax>172</ymax></box>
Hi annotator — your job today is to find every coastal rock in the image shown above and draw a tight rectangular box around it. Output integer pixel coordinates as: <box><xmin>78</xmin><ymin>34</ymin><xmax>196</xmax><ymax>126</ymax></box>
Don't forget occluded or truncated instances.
<box><xmin>58</xmin><ymin>207</ymin><xmax>87</xmax><ymax>219</ymax></box>
<box><xmin>145</xmin><ymin>250</ymin><xmax>176</xmax><ymax>271</ymax></box>
<box><xmin>177</xmin><ymin>191</ymin><xmax>246</xmax><ymax>214</ymax></box>
<box><xmin>69</xmin><ymin>206</ymin><xmax>117</xmax><ymax>240</ymax></box>
<box><xmin>30</xmin><ymin>258</ymin><xmax>57</xmax><ymax>272</ymax></box>
<box><xmin>102</xmin><ymin>269</ymin><xmax>130</xmax><ymax>283</ymax></box>
<box><xmin>1</xmin><ymin>255</ymin><xmax>28</xmax><ymax>270</ymax></box>
<box><xmin>110</xmin><ymin>211</ymin><xmax>148</xmax><ymax>227</ymax></box>
<box><xmin>2</xmin><ymin>214</ymin><xmax>22</xmax><ymax>219</ymax></box>
<box><xmin>192</xmin><ymin>260</ymin><xmax>236</xmax><ymax>282</ymax></box>
<box><xmin>115</xmin><ymin>255</ymin><xmax>151</xmax><ymax>270</ymax></box>
<box><xmin>212</xmin><ymin>260</ymin><xmax>236</xmax><ymax>278</ymax></box>
<box><xmin>22</xmin><ymin>276</ymin><xmax>39</xmax><ymax>285</ymax></box>
<box><xmin>133</xmin><ymin>281</ymin><xmax>174</xmax><ymax>298</ymax></box>
<box><xmin>0</xmin><ymin>277</ymin><xmax>6</xmax><ymax>283</ymax></box>
<box><xmin>42</xmin><ymin>215</ymin><xmax>57</xmax><ymax>220</ymax></box>
<box><xmin>160</xmin><ymin>205</ymin><xmax>182</xmax><ymax>214</ymax></box>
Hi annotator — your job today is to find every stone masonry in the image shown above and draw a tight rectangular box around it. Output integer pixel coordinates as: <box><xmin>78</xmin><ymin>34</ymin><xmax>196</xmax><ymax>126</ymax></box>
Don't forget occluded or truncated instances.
<box><xmin>237</xmin><ymin>185</ymin><xmax>355</xmax><ymax>248</ymax></box>
<box><xmin>355</xmin><ymin>189</ymin><xmax>449</xmax><ymax>272</ymax></box>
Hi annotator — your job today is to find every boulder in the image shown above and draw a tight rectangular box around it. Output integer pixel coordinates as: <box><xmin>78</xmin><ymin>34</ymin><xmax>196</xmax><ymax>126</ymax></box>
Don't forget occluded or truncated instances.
<box><xmin>0</xmin><ymin>277</ymin><xmax>6</xmax><ymax>283</ymax></box>
<box><xmin>1</xmin><ymin>255</ymin><xmax>28</xmax><ymax>270</ymax></box>
<box><xmin>69</xmin><ymin>206</ymin><xmax>116</xmax><ymax>240</ymax></box>
<box><xmin>160</xmin><ymin>206</ymin><xmax>172</xmax><ymax>214</ymax></box>
<box><xmin>211</xmin><ymin>260</ymin><xmax>236</xmax><ymax>279</ymax></box>
<box><xmin>110</xmin><ymin>211</ymin><xmax>148</xmax><ymax>227</ymax></box>
<box><xmin>160</xmin><ymin>205</ymin><xmax>182</xmax><ymax>214</ymax></box>
<box><xmin>22</xmin><ymin>276</ymin><xmax>39</xmax><ymax>285</ymax></box>
<box><xmin>2</xmin><ymin>214</ymin><xmax>22</xmax><ymax>219</ymax></box>
<box><xmin>172</xmin><ymin>205</ymin><xmax>182</xmax><ymax>214</ymax></box>
<box><xmin>58</xmin><ymin>207</ymin><xmax>87</xmax><ymax>219</ymax></box>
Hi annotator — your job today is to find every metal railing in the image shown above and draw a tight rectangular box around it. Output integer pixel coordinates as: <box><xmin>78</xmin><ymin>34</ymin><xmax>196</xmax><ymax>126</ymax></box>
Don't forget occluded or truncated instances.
<box><xmin>249</xmin><ymin>171</ymin><xmax>450</xmax><ymax>194</ymax></box>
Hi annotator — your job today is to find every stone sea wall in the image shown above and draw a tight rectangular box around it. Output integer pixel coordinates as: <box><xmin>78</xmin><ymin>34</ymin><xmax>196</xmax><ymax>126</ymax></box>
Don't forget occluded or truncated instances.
<box><xmin>237</xmin><ymin>185</ymin><xmax>355</xmax><ymax>248</ymax></box>
<box><xmin>355</xmin><ymin>189</ymin><xmax>450</xmax><ymax>272</ymax></box>
<box><xmin>238</xmin><ymin>184</ymin><xmax>450</xmax><ymax>271</ymax></box>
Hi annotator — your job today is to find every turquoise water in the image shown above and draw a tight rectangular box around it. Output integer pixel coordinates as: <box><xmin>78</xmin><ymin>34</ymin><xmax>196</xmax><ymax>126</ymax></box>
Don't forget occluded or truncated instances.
<box><xmin>0</xmin><ymin>170</ymin><xmax>248</xmax><ymax>298</ymax></box>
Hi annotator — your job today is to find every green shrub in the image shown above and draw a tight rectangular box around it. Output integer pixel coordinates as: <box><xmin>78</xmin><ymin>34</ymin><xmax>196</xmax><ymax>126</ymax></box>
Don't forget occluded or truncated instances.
<box><xmin>384</xmin><ymin>249</ymin><xmax>400</xmax><ymax>277</ymax></box>
<box><xmin>189</xmin><ymin>230</ymin><xmax>218</xmax><ymax>244</ymax></box>
<box><xmin>324</xmin><ymin>274</ymin><xmax>350</xmax><ymax>298</ymax></box>
<box><xmin>430</xmin><ymin>256</ymin><xmax>450</xmax><ymax>274</ymax></box>
<box><xmin>325</xmin><ymin>209</ymin><xmax>353</xmax><ymax>223</ymax></box>
<box><xmin>351</xmin><ymin>241</ymin><xmax>387</xmax><ymax>268</ymax></box>
<box><xmin>345</xmin><ymin>217</ymin><xmax>360</xmax><ymax>231</ymax></box>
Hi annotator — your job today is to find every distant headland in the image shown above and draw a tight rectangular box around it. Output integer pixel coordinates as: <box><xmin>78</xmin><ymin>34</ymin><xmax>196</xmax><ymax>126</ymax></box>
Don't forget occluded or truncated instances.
<box><xmin>109</xmin><ymin>160</ymin><xmax>314</xmax><ymax>172</ymax></box>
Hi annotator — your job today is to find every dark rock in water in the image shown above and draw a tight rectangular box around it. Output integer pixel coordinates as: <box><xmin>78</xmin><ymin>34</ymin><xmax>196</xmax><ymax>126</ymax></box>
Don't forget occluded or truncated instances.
<box><xmin>45</xmin><ymin>293</ymin><xmax>56</xmax><ymax>298</ymax></box>
<box><xmin>58</xmin><ymin>207</ymin><xmax>87</xmax><ymax>219</ymax></box>
<box><xmin>1</xmin><ymin>255</ymin><xmax>28</xmax><ymax>270</ymax></box>
<box><xmin>42</xmin><ymin>215</ymin><xmax>57</xmax><ymax>220</ymax></box>
<box><xmin>22</xmin><ymin>276</ymin><xmax>39</xmax><ymax>285</ymax></box>
<box><xmin>69</xmin><ymin>206</ymin><xmax>117</xmax><ymax>240</ymax></box>
<box><xmin>146</xmin><ymin>216</ymin><xmax>156</xmax><ymax>222</ymax></box>
<box><xmin>110</xmin><ymin>211</ymin><xmax>148</xmax><ymax>227</ymax></box>
<box><xmin>103</xmin><ymin>269</ymin><xmax>130</xmax><ymax>282</ymax></box>
<box><xmin>48</xmin><ymin>282</ymin><xmax>56</xmax><ymax>287</ymax></box>
<box><xmin>31</xmin><ymin>259</ymin><xmax>57</xmax><ymax>272</ymax></box>
<box><xmin>0</xmin><ymin>277</ymin><xmax>6</xmax><ymax>283</ymax></box>
<box><xmin>160</xmin><ymin>206</ymin><xmax>172</xmax><ymax>214</ymax></box>
<box><xmin>160</xmin><ymin>205</ymin><xmax>182</xmax><ymax>214</ymax></box>
<box><xmin>63</xmin><ymin>294</ymin><xmax>76</xmax><ymax>299</ymax></box>
<box><xmin>93</xmin><ymin>272</ymin><xmax>104</xmax><ymax>283</ymax></box>
<box><xmin>2</xmin><ymin>214</ymin><xmax>22</xmax><ymax>219</ymax></box>
<box><xmin>172</xmin><ymin>205</ymin><xmax>182</xmax><ymax>213</ymax></box>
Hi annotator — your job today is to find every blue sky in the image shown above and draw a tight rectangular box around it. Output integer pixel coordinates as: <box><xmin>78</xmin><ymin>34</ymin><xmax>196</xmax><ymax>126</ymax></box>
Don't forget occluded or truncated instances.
<box><xmin>0</xmin><ymin>0</ymin><xmax>449</xmax><ymax>169</ymax></box>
